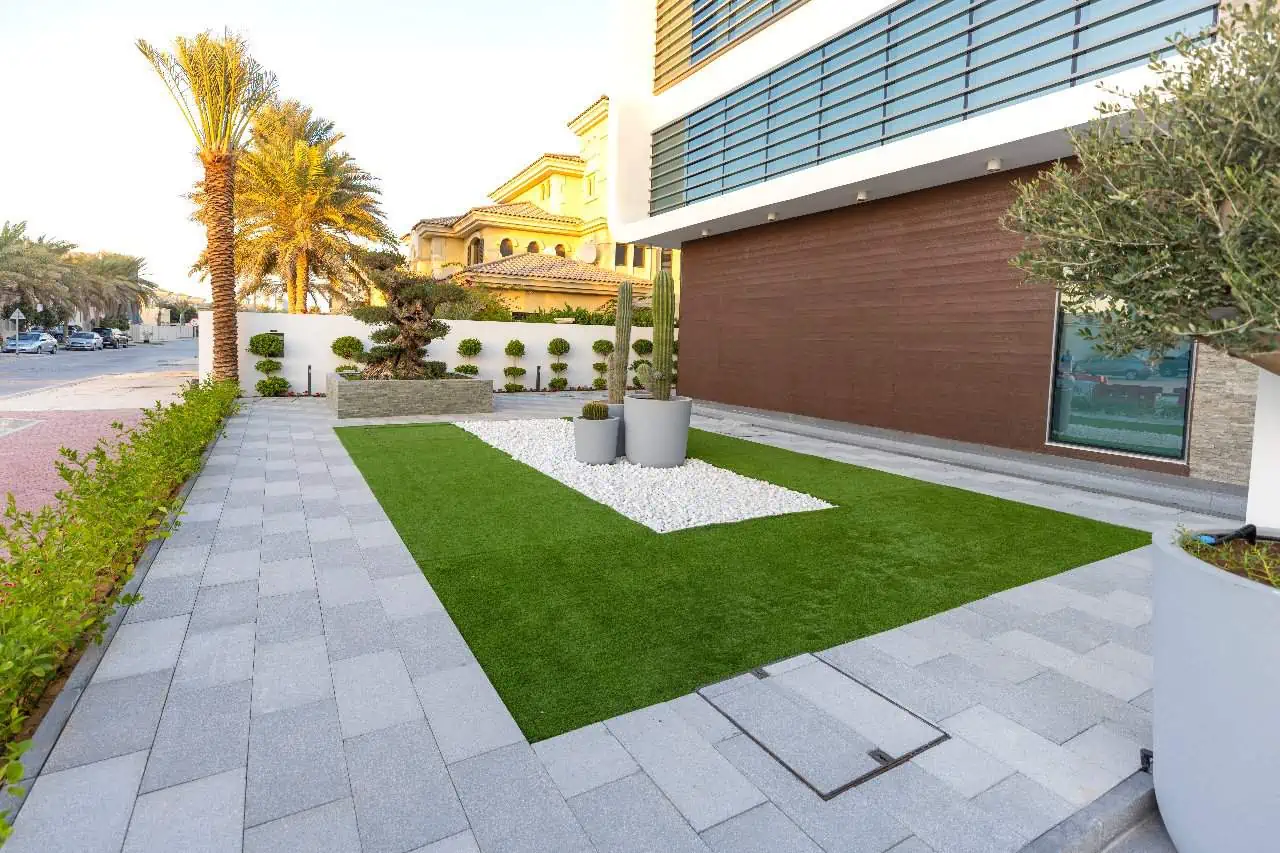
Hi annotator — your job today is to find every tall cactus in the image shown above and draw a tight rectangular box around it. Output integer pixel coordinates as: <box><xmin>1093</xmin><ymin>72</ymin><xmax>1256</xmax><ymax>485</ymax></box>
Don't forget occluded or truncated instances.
<box><xmin>650</xmin><ymin>271</ymin><xmax>676</xmax><ymax>401</ymax></box>
<box><xmin>608</xmin><ymin>279</ymin><xmax>633</xmax><ymax>404</ymax></box>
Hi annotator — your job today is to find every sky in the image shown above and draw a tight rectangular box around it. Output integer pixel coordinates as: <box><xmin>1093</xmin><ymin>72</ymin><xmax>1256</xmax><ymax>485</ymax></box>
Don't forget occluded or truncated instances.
<box><xmin>0</xmin><ymin>0</ymin><xmax>611</xmax><ymax>298</ymax></box>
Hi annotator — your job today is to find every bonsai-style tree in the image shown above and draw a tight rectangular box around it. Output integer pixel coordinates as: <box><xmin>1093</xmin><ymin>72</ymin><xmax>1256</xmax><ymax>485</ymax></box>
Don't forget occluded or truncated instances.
<box><xmin>1004</xmin><ymin>1</ymin><xmax>1280</xmax><ymax>525</ymax></box>
<box><xmin>350</xmin><ymin>251</ymin><xmax>465</xmax><ymax>380</ymax></box>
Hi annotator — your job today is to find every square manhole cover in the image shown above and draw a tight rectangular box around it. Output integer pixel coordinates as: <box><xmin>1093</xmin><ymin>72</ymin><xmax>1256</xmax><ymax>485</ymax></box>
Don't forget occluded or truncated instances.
<box><xmin>700</xmin><ymin>657</ymin><xmax>947</xmax><ymax>799</ymax></box>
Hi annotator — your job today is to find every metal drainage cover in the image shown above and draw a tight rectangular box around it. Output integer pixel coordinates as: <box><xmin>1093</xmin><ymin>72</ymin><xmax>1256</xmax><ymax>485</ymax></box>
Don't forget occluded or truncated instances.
<box><xmin>700</xmin><ymin>657</ymin><xmax>947</xmax><ymax>799</ymax></box>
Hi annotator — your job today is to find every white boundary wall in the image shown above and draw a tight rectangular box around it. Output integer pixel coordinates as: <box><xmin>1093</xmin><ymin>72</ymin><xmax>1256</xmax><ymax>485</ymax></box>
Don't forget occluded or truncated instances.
<box><xmin>197</xmin><ymin>311</ymin><xmax>670</xmax><ymax>396</ymax></box>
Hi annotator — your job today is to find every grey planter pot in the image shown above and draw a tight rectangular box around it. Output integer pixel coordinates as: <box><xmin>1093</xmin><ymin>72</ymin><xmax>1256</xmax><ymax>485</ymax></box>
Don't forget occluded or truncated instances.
<box><xmin>574</xmin><ymin>417</ymin><xmax>619</xmax><ymax>465</ymax></box>
<box><xmin>1153</xmin><ymin>524</ymin><xmax>1280</xmax><ymax>853</ymax></box>
<box><xmin>623</xmin><ymin>395</ymin><xmax>692</xmax><ymax>468</ymax></box>
<box><xmin>607</xmin><ymin>402</ymin><xmax>626</xmax><ymax>457</ymax></box>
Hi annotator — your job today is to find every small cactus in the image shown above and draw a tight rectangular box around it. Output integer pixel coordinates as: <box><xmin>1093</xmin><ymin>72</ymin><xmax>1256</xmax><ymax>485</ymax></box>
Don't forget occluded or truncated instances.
<box><xmin>650</xmin><ymin>270</ymin><xmax>676</xmax><ymax>401</ymax></box>
<box><xmin>634</xmin><ymin>363</ymin><xmax>653</xmax><ymax>390</ymax></box>
<box><xmin>608</xmin><ymin>279</ymin><xmax>633</xmax><ymax>404</ymax></box>
<box><xmin>581</xmin><ymin>401</ymin><xmax>610</xmax><ymax>420</ymax></box>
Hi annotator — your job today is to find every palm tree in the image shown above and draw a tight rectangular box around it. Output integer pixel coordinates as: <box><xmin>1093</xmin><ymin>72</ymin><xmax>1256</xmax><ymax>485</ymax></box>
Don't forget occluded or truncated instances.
<box><xmin>137</xmin><ymin>31</ymin><xmax>276</xmax><ymax>380</ymax></box>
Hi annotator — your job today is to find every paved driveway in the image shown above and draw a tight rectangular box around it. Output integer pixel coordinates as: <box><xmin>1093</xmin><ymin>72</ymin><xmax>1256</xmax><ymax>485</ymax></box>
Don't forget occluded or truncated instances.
<box><xmin>0</xmin><ymin>338</ymin><xmax>196</xmax><ymax>399</ymax></box>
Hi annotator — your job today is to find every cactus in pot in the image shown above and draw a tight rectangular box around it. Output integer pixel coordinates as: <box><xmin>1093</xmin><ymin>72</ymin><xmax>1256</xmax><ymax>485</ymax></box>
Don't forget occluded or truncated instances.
<box><xmin>650</xmin><ymin>271</ymin><xmax>676</xmax><ymax>401</ymax></box>
<box><xmin>608</xmin><ymin>279</ymin><xmax>633</xmax><ymax>404</ymax></box>
<box><xmin>623</xmin><ymin>269</ymin><xmax>691</xmax><ymax>467</ymax></box>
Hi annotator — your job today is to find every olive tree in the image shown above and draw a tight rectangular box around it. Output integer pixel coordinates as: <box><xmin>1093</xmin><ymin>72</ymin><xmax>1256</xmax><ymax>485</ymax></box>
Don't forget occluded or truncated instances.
<box><xmin>1004</xmin><ymin>1</ymin><xmax>1280</xmax><ymax>524</ymax></box>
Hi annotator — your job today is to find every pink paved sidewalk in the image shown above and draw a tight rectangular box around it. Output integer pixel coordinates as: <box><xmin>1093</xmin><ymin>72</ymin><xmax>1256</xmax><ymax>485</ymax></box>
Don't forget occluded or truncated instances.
<box><xmin>0</xmin><ymin>410</ymin><xmax>143</xmax><ymax>513</ymax></box>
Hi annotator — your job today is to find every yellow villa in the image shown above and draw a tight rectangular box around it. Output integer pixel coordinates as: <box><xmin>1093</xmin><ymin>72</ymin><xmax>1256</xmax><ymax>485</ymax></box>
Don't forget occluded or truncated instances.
<box><xmin>403</xmin><ymin>96</ymin><xmax>680</xmax><ymax>315</ymax></box>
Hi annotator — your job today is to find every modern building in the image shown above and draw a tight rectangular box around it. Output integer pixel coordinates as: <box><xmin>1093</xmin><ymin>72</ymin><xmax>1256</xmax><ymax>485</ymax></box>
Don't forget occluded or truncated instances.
<box><xmin>404</xmin><ymin>97</ymin><xmax>680</xmax><ymax>316</ymax></box>
<box><xmin>608</xmin><ymin>0</ymin><xmax>1256</xmax><ymax>486</ymax></box>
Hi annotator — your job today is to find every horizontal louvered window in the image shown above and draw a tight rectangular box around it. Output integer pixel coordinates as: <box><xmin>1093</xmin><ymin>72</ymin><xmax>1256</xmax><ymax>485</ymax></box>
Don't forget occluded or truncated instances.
<box><xmin>655</xmin><ymin>0</ymin><xmax>809</xmax><ymax>92</ymax></box>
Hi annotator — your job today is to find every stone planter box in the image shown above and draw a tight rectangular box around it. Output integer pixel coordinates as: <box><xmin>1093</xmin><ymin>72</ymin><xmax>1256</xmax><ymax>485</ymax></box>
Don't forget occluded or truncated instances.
<box><xmin>1153</xmin><ymin>524</ymin><xmax>1280</xmax><ymax>853</ymax></box>
<box><xmin>326</xmin><ymin>373</ymin><xmax>493</xmax><ymax>419</ymax></box>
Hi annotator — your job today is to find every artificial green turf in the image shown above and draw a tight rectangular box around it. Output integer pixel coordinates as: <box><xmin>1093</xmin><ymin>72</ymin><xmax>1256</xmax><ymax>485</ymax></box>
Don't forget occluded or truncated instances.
<box><xmin>337</xmin><ymin>424</ymin><xmax>1148</xmax><ymax>742</ymax></box>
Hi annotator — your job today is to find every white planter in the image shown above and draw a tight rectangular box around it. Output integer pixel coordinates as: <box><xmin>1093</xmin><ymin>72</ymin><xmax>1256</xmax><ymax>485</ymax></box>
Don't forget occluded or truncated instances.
<box><xmin>1153</xmin><ymin>525</ymin><xmax>1280</xmax><ymax>853</ymax></box>
<box><xmin>623</xmin><ymin>395</ymin><xmax>692</xmax><ymax>468</ymax></box>
<box><xmin>574</xmin><ymin>417</ymin><xmax>619</xmax><ymax>465</ymax></box>
<box><xmin>607</xmin><ymin>402</ymin><xmax>626</xmax><ymax>457</ymax></box>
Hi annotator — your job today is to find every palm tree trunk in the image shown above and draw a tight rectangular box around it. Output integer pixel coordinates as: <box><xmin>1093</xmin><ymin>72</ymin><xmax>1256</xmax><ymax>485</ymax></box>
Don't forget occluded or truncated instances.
<box><xmin>202</xmin><ymin>152</ymin><xmax>239</xmax><ymax>381</ymax></box>
<box><xmin>282</xmin><ymin>251</ymin><xmax>297</xmax><ymax>314</ymax></box>
<box><xmin>294</xmin><ymin>251</ymin><xmax>309</xmax><ymax>314</ymax></box>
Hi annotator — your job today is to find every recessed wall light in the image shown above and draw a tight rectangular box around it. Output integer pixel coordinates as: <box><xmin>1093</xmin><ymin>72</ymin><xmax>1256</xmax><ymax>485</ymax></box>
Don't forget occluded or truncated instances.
<box><xmin>767</xmin><ymin>212</ymin><xmax>778</xmax><ymax>222</ymax></box>
<box><xmin>856</xmin><ymin>190</ymin><xmax>869</xmax><ymax>202</ymax></box>
<box><xmin>700</xmin><ymin>229</ymin><xmax>711</xmax><ymax>237</ymax></box>
<box><xmin>986</xmin><ymin>157</ymin><xmax>1003</xmax><ymax>172</ymax></box>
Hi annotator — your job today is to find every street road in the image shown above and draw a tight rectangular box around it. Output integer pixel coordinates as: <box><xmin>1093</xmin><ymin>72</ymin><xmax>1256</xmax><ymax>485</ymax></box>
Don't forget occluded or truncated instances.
<box><xmin>0</xmin><ymin>338</ymin><xmax>198</xmax><ymax>399</ymax></box>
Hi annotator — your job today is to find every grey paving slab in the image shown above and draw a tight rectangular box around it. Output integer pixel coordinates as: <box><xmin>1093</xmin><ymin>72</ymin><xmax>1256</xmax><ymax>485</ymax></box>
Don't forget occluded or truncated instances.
<box><xmin>701</xmin><ymin>803</ymin><xmax>823</xmax><ymax>853</ymax></box>
<box><xmin>569</xmin><ymin>772</ymin><xmax>711</xmax><ymax>853</ymax></box>
<box><xmin>246</xmin><ymin>699</ymin><xmax>349</xmax><ymax>827</ymax></box>
<box><xmin>1063</xmin><ymin>724</ymin><xmax>1144</xmax><ymax>778</ymax></box>
<box><xmin>252</xmin><ymin>635</ymin><xmax>333</xmax><ymax>715</ymax></box>
<box><xmin>323</xmin><ymin>599</ymin><xmax>395</xmax><ymax>661</ymax></box>
<box><xmin>317</xmin><ymin>562</ymin><xmax>378</xmax><ymax>610</ymax></box>
<box><xmin>899</xmin><ymin>621</ymin><xmax>1044</xmax><ymax>684</ymax></box>
<box><xmin>818</xmin><ymin>642</ymin><xmax>977</xmax><ymax>723</ymax></box>
<box><xmin>210</xmin><ymin>524</ymin><xmax>263</xmax><ymax>554</ymax></box>
<box><xmin>667</xmin><ymin>693</ymin><xmax>740</xmax><ymax>745</ymax></box>
<box><xmin>375</xmin><ymin>574</ymin><xmax>444</xmax><ymax>620</ymax></box>
<box><xmin>264</xmin><ymin>479</ymin><xmax>301</xmax><ymax>497</ymax></box>
<box><xmin>717</xmin><ymin>734</ymin><xmax>911</xmax><ymax>853</ymax></box>
<box><xmin>122</xmin><ymin>768</ymin><xmax>244</xmax><ymax>853</ymax></box>
<box><xmin>308</xmin><ymin>514</ymin><xmax>353</xmax><ymax>542</ymax></box>
<box><xmin>172</xmin><ymin>621</ymin><xmax>256</xmax><ymax>693</ymax></box>
<box><xmin>353</xmin><ymin>519</ymin><xmax>402</xmax><ymax>548</ymax></box>
<box><xmin>392</xmin><ymin>611</ymin><xmax>477</xmax><ymax>678</ymax></box>
<box><xmin>262</xmin><ymin>509</ymin><xmax>306</xmax><ymax>535</ymax></box>
<box><xmin>262</xmin><ymin>494</ymin><xmax>305</xmax><ymax>514</ymax></box>
<box><xmin>5</xmin><ymin>751</ymin><xmax>148</xmax><ymax>853</ymax></box>
<box><xmin>534</xmin><ymin>722</ymin><xmax>640</xmax><ymax>800</ymax></box>
<box><xmin>220</xmin><ymin>504</ymin><xmax>264</xmax><ymax>528</ymax></box>
<box><xmin>332</xmin><ymin>650</ymin><xmax>423</xmax><ymax>739</ymax></box>
<box><xmin>141</xmin><ymin>679</ymin><xmax>251</xmax><ymax>793</ymax></box>
<box><xmin>415</xmin><ymin>663</ymin><xmax>523</xmax><ymax>765</ymax></box>
<box><xmin>412</xmin><ymin>831</ymin><xmax>481</xmax><ymax>852</ymax></box>
<box><xmin>260</xmin><ymin>530</ymin><xmax>312</xmax><ymax>562</ymax></box>
<box><xmin>1131</xmin><ymin>690</ymin><xmax>1154</xmax><ymax>713</ymax></box>
<box><xmin>605</xmin><ymin>704</ymin><xmax>765</xmax><ymax>832</ymax></box>
<box><xmin>864</xmin><ymin>627</ymin><xmax>949</xmax><ymax>666</ymax></box>
<box><xmin>258</xmin><ymin>555</ymin><xmax>316</xmax><ymax>597</ymax></box>
<box><xmin>911</xmin><ymin>736</ymin><xmax>1013</xmax><ymax>798</ymax></box>
<box><xmin>168</xmin><ymin>519</ymin><xmax>219</xmax><ymax>546</ymax></box>
<box><xmin>256</xmin><ymin>591</ymin><xmax>322</xmax><ymax>646</ymax></box>
<box><xmin>700</xmin><ymin>672</ymin><xmax>759</xmax><ymax>699</ymax></box>
<box><xmin>145</xmin><ymin>543</ymin><xmax>210</xmax><ymax>579</ymax></box>
<box><xmin>44</xmin><ymin>669</ymin><xmax>171</xmax><ymax>773</ymax></box>
<box><xmin>202</xmin><ymin>547</ymin><xmax>261</xmax><ymax>586</ymax></box>
<box><xmin>346</xmin><ymin>719</ymin><xmax>468</xmax><ymax>853</ymax></box>
<box><xmin>189</xmin><ymin>579</ymin><xmax>258</xmax><ymax>632</ymax></box>
<box><xmin>706</xmin><ymin>677</ymin><xmax>881</xmax><ymax>797</ymax></box>
<box><xmin>124</xmin><ymin>573</ymin><xmax>200</xmax><ymax>623</ymax></box>
<box><xmin>244</xmin><ymin>798</ymin><xmax>362</xmax><ymax>853</ymax></box>
<box><xmin>887</xmin><ymin>839</ymin><xmax>937</xmax><ymax>853</ymax></box>
<box><xmin>449</xmin><ymin>742</ymin><xmax>595</xmax><ymax>853</ymax></box>
<box><xmin>92</xmin><ymin>614</ymin><xmax>188</xmax><ymax>683</ymax></box>
<box><xmin>970</xmin><ymin>774</ymin><xmax>1076</xmax><ymax>845</ymax></box>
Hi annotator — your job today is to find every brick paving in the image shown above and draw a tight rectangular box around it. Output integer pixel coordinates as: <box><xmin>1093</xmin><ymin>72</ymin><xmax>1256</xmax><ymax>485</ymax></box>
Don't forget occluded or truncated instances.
<box><xmin>0</xmin><ymin>410</ymin><xmax>142</xmax><ymax>512</ymax></box>
<box><xmin>4</xmin><ymin>397</ymin><xmax>1207</xmax><ymax>852</ymax></box>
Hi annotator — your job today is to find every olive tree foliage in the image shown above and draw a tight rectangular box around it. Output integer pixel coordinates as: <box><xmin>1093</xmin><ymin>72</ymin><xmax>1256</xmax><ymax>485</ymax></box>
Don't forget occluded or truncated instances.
<box><xmin>1003</xmin><ymin>1</ymin><xmax>1280</xmax><ymax>375</ymax></box>
<box><xmin>350</xmin><ymin>251</ymin><xmax>465</xmax><ymax>380</ymax></box>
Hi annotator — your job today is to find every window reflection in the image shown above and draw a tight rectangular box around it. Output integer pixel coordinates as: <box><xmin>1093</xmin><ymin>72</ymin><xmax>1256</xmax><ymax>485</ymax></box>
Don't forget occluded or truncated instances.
<box><xmin>1049</xmin><ymin>312</ymin><xmax>1192</xmax><ymax>459</ymax></box>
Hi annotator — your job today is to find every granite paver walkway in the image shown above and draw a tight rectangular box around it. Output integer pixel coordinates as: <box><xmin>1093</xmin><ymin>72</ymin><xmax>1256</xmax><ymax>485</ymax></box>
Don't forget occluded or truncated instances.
<box><xmin>5</xmin><ymin>396</ymin><xmax>1208</xmax><ymax>852</ymax></box>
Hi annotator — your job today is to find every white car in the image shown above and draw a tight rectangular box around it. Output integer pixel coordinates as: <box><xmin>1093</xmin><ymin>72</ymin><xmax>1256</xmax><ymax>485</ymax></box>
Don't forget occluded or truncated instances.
<box><xmin>2</xmin><ymin>332</ymin><xmax>58</xmax><ymax>354</ymax></box>
<box><xmin>64</xmin><ymin>331</ymin><xmax>104</xmax><ymax>351</ymax></box>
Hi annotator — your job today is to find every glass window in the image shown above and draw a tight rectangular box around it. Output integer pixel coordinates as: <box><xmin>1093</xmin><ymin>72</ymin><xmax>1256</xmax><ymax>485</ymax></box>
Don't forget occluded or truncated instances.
<box><xmin>633</xmin><ymin>245</ymin><xmax>648</xmax><ymax>268</ymax></box>
<box><xmin>615</xmin><ymin>243</ymin><xmax>628</xmax><ymax>266</ymax></box>
<box><xmin>1048</xmin><ymin>311</ymin><xmax>1192</xmax><ymax>459</ymax></box>
<box><xmin>660</xmin><ymin>249</ymin><xmax>674</xmax><ymax>273</ymax></box>
<box><xmin>500</xmin><ymin>239</ymin><xmax>514</xmax><ymax>257</ymax></box>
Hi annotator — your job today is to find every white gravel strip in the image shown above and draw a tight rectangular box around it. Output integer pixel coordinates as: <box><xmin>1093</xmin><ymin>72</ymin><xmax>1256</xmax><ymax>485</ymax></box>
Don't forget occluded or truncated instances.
<box><xmin>457</xmin><ymin>418</ymin><xmax>834</xmax><ymax>533</ymax></box>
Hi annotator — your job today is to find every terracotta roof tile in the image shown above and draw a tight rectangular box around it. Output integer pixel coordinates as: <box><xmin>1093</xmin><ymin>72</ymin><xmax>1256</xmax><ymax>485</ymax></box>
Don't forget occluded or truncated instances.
<box><xmin>455</xmin><ymin>253</ymin><xmax>651</xmax><ymax>287</ymax></box>
<box><xmin>468</xmin><ymin>202</ymin><xmax>582</xmax><ymax>226</ymax></box>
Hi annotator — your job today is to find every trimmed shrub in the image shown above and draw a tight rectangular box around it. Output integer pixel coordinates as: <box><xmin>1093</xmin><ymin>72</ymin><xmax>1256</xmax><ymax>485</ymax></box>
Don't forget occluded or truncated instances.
<box><xmin>548</xmin><ymin>337</ymin><xmax>571</xmax><ymax>357</ymax></box>
<box><xmin>255</xmin><ymin>359</ymin><xmax>282</xmax><ymax>376</ymax></box>
<box><xmin>452</xmin><ymin>364</ymin><xmax>480</xmax><ymax>376</ymax></box>
<box><xmin>503</xmin><ymin>366</ymin><xmax>527</xmax><ymax>378</ymax></box>
<box><xmin>632</xmin><ymin>338</ymin><xmax>653</xmax><ymax>356</ymax></box>
<box><xmin>336</xmin><ymin>364</ymin><xmax>362</xmax><ymax>376</ymax></box>
<box><xmin>592</xmin><ymin>339</ymin><xmax>614</xmax><ymax>356</ymax></box>
<box><xmin>592</xmin><ymin>361</ymin><xmax>608</xmax><ymax>373</ymax></box>
<box><xmin>423</xmin><ymin>361</ymin><xmax>447</xmax><ymax>380</ymax></box>
<box><xmin>256</xmin><ymin>376</ymin><xmax>291</xmax><ymax>397</ymax></box>
<box><xmin>457</xmin><ymin>338</ymin><xmax>483</xmax><ymax>358</ymax></box>
<box><xmin>550</xmin><ymin>362</ymin><xmax>569</xmax><ymax>374</ymax></box>
<box><xmin>548</xmin><ymin>377</ymin><xmax>569</xmax><ymax>391</ymax></box>
<box><xmin>504</xmin><ymin>339</ymin><xmax>526</xmax><ymax>358</ymax></box>
<box><xmin>592</xmin><ymin>377</ymin><xmax>607</xmax><ymax>390</ymax></box>
<box><xmin>503</xmin><ymin>382</ymin><xmax>524</xmax><ymax>393</ymax></box>
<box><xmin>248</xmin><ymin>332</ymin><xmax>284</xmax><ymax>358</ymax></box>
<box><xmin>331</xmin><ymin>336</ymin><xmax>365</xmax><ymax>361</ymax></box>
<box><xmin>581</xmin><ymin>401</ymin><xmax>610</xmax><ymax>420</ymax></box>
<box><xmin>0</xmin><ymin>380</ymin><xmax>239</xmax><ymax>797</ymax></box>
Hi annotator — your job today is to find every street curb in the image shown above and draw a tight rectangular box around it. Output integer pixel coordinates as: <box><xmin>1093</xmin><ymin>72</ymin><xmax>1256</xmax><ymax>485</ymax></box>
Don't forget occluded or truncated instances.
<box><xmin>1</xmin><ymin>426</ymin><xmax>226</xmax><ymax>822</ymax></box>
<box><xmin>1021</xmin><ymin>771</ymin><xmax>1157</xmax><ymax>853</ymax></box>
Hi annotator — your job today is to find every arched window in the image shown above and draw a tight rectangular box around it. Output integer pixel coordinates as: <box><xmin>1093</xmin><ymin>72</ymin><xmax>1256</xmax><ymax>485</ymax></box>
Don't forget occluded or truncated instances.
<box><xmin>500</xmin><ymin>238</ymin><xmax>514</xmax><ymax>257</ymax></box>
<box><xmin>467</xmin><ymin>237</ymin><xmax>485</xmax><ymax>266</ymax></box>
<box><xmin>527</xmin><ymin>241</ymin><xmax>541</xmax><ymax>254</ymax></box>
<box><xmin>554</xmin><ymin>244</ymin><xmax>567</xmax><ymax>258</ymax></box>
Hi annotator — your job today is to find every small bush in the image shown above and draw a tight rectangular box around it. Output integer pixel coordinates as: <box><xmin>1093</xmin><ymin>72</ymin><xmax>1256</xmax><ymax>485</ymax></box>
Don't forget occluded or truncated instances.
<box><xmin>581</xmin><ymin>401</ymin><xmax>610</xmax><ymax>420</ymax></box>
<box><xmin>248</xmin><ymin>332</ymin><xmax>284</xmax><ymax>358</ymax></box>
<box><xmin>632</xmin><ymin>338</ymin><xmax>653</xmax><ymax>356</ymax></box>
<box><xmin>256</xmin><ymin>376</ymin><xmax>291</xmax><ymax>397</ymax></box>
<box><xmin>592</xmin><ymin>339</ymin><xmax>614</xmax><ymax>356</ymax></box>
<box><xmin>331</xmin><ymin>336</ymin><xmax>365</xmax><ymax>361</ymax></box>
<box><xmin>457</xmin><ymin>337</ymin><xmax>483</xmax><ymax>358</ymax></box>
<box><xmin>503</xmin><ymin>366</ymin><xmax>527</xmax><ymax>378</ymax></box>
<box><xmin>550</xmin><ymin>362</ymin><xmax>569</xmax><ymax>374</ymax></box>
<box><xmin>548</xmin><ymin>337</ymin><xmax>571</xmax><ymax>357</ymax></box>
<box><xmin>503</xmin><ymin>382</ymin><xmax>524</xmax><ymax>393</ymax></box>
<box><xmin>504</xmin><ymin>339</ymin><xmax>526</xmax><ymax>358</ymax></box>
<box><xmin>424</xmin><ymin>361</ymin><xmax>447</xmax><ymax>380</ymax></box>
<box><xmin>453</xmin><ymin>364</ymin><xmax>480</xmax><ymax>376</ymax></box>
<box><xmin>336</xmin><ymin>364</ymin><xmax>362</xmax><ymax>376</ymax></box>
<box><xmin>592</xmin><ymin>377</ymin><xmax>607</xmax><ymax>390</ymax></box>
<box><xmin>255</xmin><ymin>359</ymin><xmax>282</xmax><ymax>376</ymax></box>
<box><xmin>548</xmin><ymin>377</ymin><xmax>569</xmax><ymax>391</ymax></box>
<box><xmin>592</xmin><ymin>361</ymin><xmax>608</xmax><ymax>374</ymax></box>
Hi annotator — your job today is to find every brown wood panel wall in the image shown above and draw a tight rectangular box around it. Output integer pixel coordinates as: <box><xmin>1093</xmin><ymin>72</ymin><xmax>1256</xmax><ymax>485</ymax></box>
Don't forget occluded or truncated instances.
<box><xmin>678</xmin><ymin>167</ymin><xmax>1187</xmax><ymax>475</ymax></box>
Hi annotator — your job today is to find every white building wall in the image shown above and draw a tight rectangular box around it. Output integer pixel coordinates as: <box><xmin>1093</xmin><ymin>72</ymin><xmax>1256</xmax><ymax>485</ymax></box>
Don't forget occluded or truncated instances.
<box><xmin>198</xmin><ymin>312</ymin><xmax>671</xmax><ymax>397</ymax></box>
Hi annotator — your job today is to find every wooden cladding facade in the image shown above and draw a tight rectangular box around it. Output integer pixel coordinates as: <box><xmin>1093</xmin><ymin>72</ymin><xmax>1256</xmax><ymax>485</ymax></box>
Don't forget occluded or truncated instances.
<box><xmin>678</xmin><ymin>166</ymin><xmax>1187</xmax><ymax>475</ymax></box>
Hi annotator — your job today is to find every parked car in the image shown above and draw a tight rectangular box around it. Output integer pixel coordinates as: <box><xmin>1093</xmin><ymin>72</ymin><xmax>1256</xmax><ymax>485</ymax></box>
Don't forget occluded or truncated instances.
<box><xmin>2</xmin><ymin>332</ymin><xmax>59</xmax><ymax>354</ymax></box>
<box><xmin>64</xmin><ymin>331</ymin><xmax>104</xmax><ymax>351</ymax></box>
<box><xmin>1072</xmin><ymin>356</ymin><xmax>1153</xmax><ymax>380</ymax></box>
<box><xmin>1158</xmin><ymin>353</ymin><xmax>1192</xmax><ymax>377</ymax></box>
<box><xmin>92</xmin><ymin>327</ymin><xmax>130</xmax><ymax>349</ymax></box>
